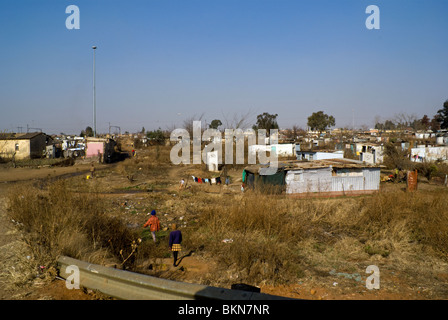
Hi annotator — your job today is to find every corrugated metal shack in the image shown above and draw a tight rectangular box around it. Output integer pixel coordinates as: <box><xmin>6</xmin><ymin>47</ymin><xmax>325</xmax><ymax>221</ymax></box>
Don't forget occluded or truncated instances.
<box><xmin>243</xmin><ymin>158</ymin><xmax>381</xmax><ymax>197</ymax></box>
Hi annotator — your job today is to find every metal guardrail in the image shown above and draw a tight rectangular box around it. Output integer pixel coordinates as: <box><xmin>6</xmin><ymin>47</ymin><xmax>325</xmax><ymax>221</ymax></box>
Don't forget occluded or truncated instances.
<box><xmin>57</xmin><ymin>256</ymin><xmax>294</xmax><ymax>300</ymax></box>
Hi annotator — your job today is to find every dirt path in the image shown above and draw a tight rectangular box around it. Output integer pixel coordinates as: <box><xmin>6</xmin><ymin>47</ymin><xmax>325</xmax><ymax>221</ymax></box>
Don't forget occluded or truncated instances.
<box><xmin>0</xmin><ymin>162</ymin><xmax>109</xmax><ymax>183</ymax></box>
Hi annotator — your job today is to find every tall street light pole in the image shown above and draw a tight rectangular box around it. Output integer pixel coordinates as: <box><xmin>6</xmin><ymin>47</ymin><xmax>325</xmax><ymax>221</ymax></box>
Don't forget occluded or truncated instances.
<box><xmin>92</xmin><ymin>46</ymin><xmax>97</xmax><ymax>137</ymax></box>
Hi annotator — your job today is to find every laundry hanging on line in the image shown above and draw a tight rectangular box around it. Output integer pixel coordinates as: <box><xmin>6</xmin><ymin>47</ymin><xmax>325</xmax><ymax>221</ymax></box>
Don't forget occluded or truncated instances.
<box><xmin>191</xmin><ymin>175</ymin><xmax>222</xmax><ymax>185</ymax></box>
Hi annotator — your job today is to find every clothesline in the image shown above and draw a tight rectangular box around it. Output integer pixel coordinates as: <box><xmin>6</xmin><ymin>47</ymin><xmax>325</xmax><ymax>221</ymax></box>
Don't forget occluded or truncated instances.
<box><xmin>191</xmin><ymin>175</ymin><xmax>222</xmax><ymax>185</ymax></box>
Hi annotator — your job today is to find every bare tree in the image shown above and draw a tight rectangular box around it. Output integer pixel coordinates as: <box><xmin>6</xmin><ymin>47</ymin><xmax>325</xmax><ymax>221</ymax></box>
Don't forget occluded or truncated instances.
<box><xmin>221</xmin><ymin>109</ymin><xmax>255</xmax><ymax>130</ymax></box>
<box><xmin>182</xmin><ymin>113</ymin><xmax>205</xmax><ymax>136</ymax></box>
<box><xmin>394</xmin><ymin>113</ymin><xmax>418</xmax><ymax>131</ymax></box>
<box><xmin>282</xmin><ymin>125</ymin><xmax>305</xmax><ymax>141</ymax></box>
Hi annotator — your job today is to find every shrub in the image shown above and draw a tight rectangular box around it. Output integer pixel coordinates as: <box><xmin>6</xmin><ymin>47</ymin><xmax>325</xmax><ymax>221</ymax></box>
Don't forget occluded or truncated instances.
<box><xmin>6</xmin><ymin>180</ymin><xmax>142</xmax><ymax>271</ymax></box>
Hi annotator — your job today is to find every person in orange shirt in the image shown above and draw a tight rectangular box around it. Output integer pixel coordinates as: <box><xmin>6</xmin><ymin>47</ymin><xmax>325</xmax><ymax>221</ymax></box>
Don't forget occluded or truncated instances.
<box><xmin>143</xmin><ymin>210</ymin><xmax>161</xmax><ymax>243</ymax></box>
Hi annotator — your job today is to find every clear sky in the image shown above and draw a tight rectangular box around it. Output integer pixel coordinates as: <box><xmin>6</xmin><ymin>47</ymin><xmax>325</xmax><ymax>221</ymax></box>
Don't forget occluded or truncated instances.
<box><xmin>0</xmin><ymin>0</ymin><xmax>447</xmax><ymax>135</ymax></box>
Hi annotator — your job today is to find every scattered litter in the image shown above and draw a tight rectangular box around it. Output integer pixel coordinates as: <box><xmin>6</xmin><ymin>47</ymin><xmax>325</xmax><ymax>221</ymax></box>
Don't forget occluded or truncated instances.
<box><xmin>333</xmin><ymin>282</ymin><xmax>338</xmax><ymax>286</ymax></box>
<box><xmin>222</xmin><ymin>239</ymin><xmax>233</xmax><ymax>243</ymax></box>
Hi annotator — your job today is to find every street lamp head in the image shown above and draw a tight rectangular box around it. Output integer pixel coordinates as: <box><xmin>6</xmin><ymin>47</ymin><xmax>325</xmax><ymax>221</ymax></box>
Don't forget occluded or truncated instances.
<box><xmin>92</xmin><ymin>46</ymin><xmax>97</xmax><ymax>49</ymax></box>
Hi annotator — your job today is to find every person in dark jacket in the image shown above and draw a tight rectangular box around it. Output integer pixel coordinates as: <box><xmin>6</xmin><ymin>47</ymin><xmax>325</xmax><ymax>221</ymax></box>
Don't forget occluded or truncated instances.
<box><xmin>169</xmin><ymin>224</ymin><xmax>182</xmax><ymax>267</ymax></box>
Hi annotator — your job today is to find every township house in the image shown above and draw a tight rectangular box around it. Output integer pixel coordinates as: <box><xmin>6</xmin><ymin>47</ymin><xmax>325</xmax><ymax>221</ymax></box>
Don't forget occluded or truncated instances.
<box><xmin>243</xmin><ymin>158</ymin><xmax>381</xmax><ymax>197</ymax></box>
<box><xmin>0</xmin><ymin>132</ymin><xmax>49</xmax><ymax>160</ymax></box>
<box><xmin>85</xmin><ymin>137</ymin><xmax>122</xmax><ymax>163</ymax></box>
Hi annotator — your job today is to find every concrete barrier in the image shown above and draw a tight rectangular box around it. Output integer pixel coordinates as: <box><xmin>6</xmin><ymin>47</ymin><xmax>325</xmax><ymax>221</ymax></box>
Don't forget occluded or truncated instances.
<box><xmin>57</xmin><ymin>256</ymin><xmax>294</xmax><ymax>300</ymax></box>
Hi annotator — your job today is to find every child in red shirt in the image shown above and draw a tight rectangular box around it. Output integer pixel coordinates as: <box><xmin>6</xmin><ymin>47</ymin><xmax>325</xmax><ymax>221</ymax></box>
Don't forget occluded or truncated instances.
<box><xmin>143</xmin><ymin>210</ymin><xmax>161</xmax><ymax>243</ymax></box>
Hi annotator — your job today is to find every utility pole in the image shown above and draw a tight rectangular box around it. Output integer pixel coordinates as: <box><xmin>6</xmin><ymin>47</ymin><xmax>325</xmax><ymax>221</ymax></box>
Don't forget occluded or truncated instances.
<box><xmin>92</xmin><ymin>46</ymin><xmax>97</xmax><ymax>137</ymax></box>
<box><xmin>352</xmin><ymin>109</ymin><xmax>355</xmax><ymax>132</ymax></box>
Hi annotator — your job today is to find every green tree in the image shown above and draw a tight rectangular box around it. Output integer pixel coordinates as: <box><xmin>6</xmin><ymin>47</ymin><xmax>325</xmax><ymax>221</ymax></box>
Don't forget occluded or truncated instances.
<box><xmin>209</xmin><ymin>119</ymin><xmax>222</xmax><ymax>130</ymax></box>
<box><xmin>430</xmin><ymin>115</ymin><xmax>441</xmax><ymax>131</ymax></box>
<box><xmin>436</xmin><ymin>100</ymin><xmax>448</xmax><ymax>129</ymax></box>
<box><xmin>307</xmin><ymin>111</ymin><xmax>335</xmax><ymax>132</ymax></box>
<box><xmin>419</xmin><ymin>115</ymin><xmax>430</xmax><ymax>131</ymax></box>
<box><xmin>252</xmin><ymin>112</ymin><xmax>279</xmax><ymax>132</ymax></box>
<box><xmin>146</xmin><ymin>128</ymin><xmax>166</xmax><ymax>145</ymax></box>
<box><xmin>384</xmin><ymin>120</ymin><xmax>396</xmax><ymax>131</ymax></box>
<box><xmin>80</xmin><ymin>126</ymin><xmax>94</xmax><ymax>137</ymax></box>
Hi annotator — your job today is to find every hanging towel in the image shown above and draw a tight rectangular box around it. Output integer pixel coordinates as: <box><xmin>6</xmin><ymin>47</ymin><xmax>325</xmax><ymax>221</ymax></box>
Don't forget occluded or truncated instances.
<box><xmin>204</xmin><ymin>178</ymin><xmax>209</xmax><ymax>183</ymax></box>
<box><xmin>211</xmin><ymin>178</ymin><xmax>216</xmax><ymax>184</ymax></box>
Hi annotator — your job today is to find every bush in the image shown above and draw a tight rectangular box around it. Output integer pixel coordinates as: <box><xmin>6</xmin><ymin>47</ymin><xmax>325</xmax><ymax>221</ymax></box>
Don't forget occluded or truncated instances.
<box><xmin>6</xmin><ymin>180</ymin><xmax>141</xmax><ymax>271</ymax></box>
<box><xmin>382</xmin><ymin>142</ymin><xmax>413</xmax><ymax>170</ymax></box>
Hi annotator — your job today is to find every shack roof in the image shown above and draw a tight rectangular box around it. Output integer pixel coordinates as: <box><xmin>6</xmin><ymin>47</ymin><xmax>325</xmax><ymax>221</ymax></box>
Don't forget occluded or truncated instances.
<box><xmin>0</xmin><ymin>132</ymin><xmax>45</xmax><ymax>140</ymax></box>
<box><xmin>244</xmin><ymin>158</ymin><xmax>381</xmax><ymax>174</ymax></box>
<box><xmin>296</xmin><ymin>149</ymin><xmax>344</xmax><ymax>153</ymax></box>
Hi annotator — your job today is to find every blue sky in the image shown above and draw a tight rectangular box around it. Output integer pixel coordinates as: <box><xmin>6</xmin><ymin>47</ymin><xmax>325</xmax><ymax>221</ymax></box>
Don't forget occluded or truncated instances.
<box><xmin>0</xmin><ymin>0</ymin><xmax>447</xmax><ymax>135</ymax></box>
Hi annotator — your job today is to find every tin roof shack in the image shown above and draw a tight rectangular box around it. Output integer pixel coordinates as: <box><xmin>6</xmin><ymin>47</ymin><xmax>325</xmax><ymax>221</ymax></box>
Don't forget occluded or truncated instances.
<box><xmin>248</xmin><ymin>144</ymin><xmax>295</xmax><ymax>159</ymax></box>
<box><xmin>60</xmin><ymin>136</ymin><xmax>85</xmax><ymax>158</ymax></box>
<box><xmin>86</xmin><ymin>137</ymin><xmax>125</xmax><ymax>163</ymax></box>
<box><xmin>243</xmin><ymin>164</ymin><xmax>287</xmax><ymax>194</ymax></box>
<box><xmin>358</xmin><ymin>144</ymin><xmax>384</xmax><ymax>164</ymax></box>
<box><xmin>86</xmin><ymin>137</ymin><xmax>107</xmax><ymax>159</ymax></box>
<box><xmin>295</xmin><ymin>148</ymin><xmax>344</xmax><ymax>161</ymax></box>
<box><xmin>243</xmin><ymin>159</ymin><xmax>381</xmax><ymax>197</ymax></box>
<box><xmin>0</xmin><ymin>132</ymin><xmax>48</xmax><ymax>161</ymax></box>
<box><xmin>411</xmin><ymin>146</ymin><xmax>448</xmax><ymax>163</ymax></box>
<box><xmin>271</xmin><ymin>144</ymin><xmax>295</xmax><ymax>157</ymax></box>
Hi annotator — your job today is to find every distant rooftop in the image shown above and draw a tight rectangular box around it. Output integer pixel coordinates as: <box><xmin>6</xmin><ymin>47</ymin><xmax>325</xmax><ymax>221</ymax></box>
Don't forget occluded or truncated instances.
<box><xmin>0</xmin><ymin>132</ymin><xmax>45</xmax><ymax>140</ymax></box>
<box><xmin>244</xmin><ymin>158</ymin><xmax>381</xmax><ymax>174</ymax></box>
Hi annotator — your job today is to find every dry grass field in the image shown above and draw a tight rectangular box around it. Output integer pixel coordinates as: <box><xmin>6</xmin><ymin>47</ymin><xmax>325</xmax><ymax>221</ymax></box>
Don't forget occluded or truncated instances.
<box><xmin>2</xmin><ymin>144</ymin><xmax>448</xmax><ymax>300</ymax></box>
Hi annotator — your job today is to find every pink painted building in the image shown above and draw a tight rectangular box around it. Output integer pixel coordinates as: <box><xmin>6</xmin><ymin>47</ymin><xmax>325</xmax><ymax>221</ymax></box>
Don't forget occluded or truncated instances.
<box><xmin>85</xmin><ymin>138</ymin><xmax>106</xmax><ymax>158</ymax></box>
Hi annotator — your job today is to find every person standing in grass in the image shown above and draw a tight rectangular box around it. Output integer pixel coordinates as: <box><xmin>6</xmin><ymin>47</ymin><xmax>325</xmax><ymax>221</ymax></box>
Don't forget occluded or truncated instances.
<box><xmin>179</xmin><ymin>178</ymin><xmax>185</xmax><ymax>190</ymax></box>
<box><xmin>169</xmin><ymin>224</ymin><xmax>182</xmax><ymax>267</ymax></box>
<box><xmin>90</xmin><ymin>162</ymin><xmax>95</xmax><ymax>178</ymax></box>
<box><xmin>143</xmin><ymin>210</ymin><xmax>161</xmax><ymax>243</ymax></box>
